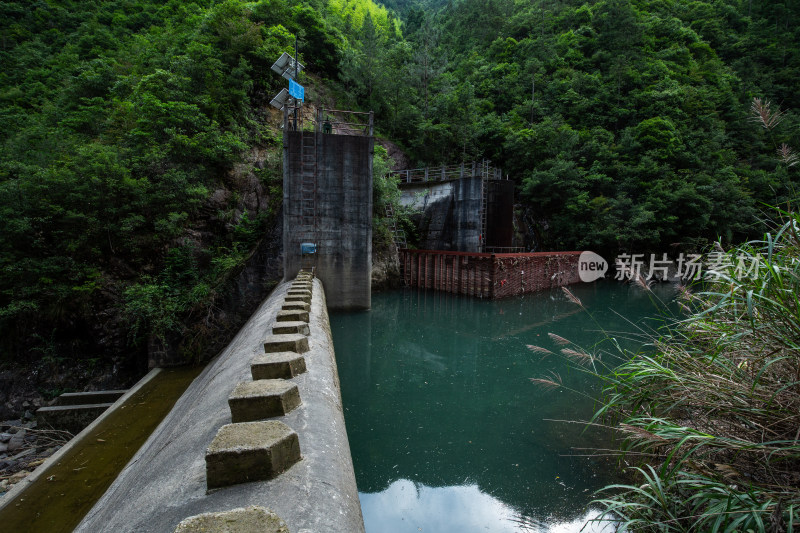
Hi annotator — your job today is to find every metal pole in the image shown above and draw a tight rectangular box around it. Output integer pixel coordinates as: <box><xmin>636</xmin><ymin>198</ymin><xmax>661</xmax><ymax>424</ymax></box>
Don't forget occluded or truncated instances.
<box><xmin>294</xmin><ymin>36</ymin><xmax>298</xmax><ymax>131</ymax></box>
<box><xmin>530</xmin><ymin>77</ymin><xmax>535</xmax><ymax>125</ymax></box>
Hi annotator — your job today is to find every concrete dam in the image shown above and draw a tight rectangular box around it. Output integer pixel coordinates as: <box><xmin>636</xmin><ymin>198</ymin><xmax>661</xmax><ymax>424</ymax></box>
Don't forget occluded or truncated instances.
<box><xmin>76</xmin><ymin>275</ymin><xmax>364</xmax><ymax>532</ymax></box>
<box><xmin>75</xmin><ymin>113</ymin><xmax>377</xmax><ymax>531</ymax></box>
<box><xmin>0</xmin><ymin>112</ymin><xmax>590</xmax><ymax>532</ymax></box>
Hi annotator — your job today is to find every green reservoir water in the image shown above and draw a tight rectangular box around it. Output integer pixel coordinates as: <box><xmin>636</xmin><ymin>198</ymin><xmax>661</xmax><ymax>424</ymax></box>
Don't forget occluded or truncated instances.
<box><xmin>330</xmin><ymin>282</ymin><xmax>676</xmax><ymax>533</ymax></box>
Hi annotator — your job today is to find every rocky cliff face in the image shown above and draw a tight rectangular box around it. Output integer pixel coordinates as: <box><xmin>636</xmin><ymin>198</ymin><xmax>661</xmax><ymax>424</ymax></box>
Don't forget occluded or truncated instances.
<box><xmin>372</xmin><ymin>242</ymin><xmax>402</xmax><ymax>291</ymax></box>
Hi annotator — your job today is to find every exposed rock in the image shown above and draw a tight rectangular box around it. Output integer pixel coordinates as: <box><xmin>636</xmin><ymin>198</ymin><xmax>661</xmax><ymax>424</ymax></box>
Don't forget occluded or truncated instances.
<box><xmin>8</xmin><ymin>470</ymin><xmax>31</xmax><ymax>484</ymax></box>
<box><xmin>207</xmin><ymin>188</ymin><xmax>232</xmax><ymax>209</ymax></box>
<box><xmin>377</xmin><ymin>138</ymin><xmax>411</xmax><ymax>170</ymax></box>
<box><xmin>7</xmin><ymin>430</ymin><xmax>25</xmax><ymax>452</ymax></box>
<box><xmin>372</xmin><ymin>243</ymin><xmax>402</xmax><ymax>291</ymax></box>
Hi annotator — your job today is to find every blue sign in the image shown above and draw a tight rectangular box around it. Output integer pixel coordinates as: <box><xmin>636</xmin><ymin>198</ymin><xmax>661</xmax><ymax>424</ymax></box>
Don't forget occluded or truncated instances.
<box><xmin>289</xmin><ymin>79</ymin><xmax>304</xmax><ymax>102</ymax></box>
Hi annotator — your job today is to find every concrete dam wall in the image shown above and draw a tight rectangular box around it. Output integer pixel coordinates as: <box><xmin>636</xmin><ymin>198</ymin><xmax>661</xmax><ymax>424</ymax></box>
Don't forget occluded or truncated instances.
<box><xmin>76</xmin><ymin>278</ymin><xmax>365</xmax><ymax>533</ymax></box>
<box><xmin>400</xmin><ymin>177</ymin><xmax>515</xmax><ymax>252</ymax></box>
<box><xmin>283</xmin><ymin>131</ymin><xmax>373</xmax><ymax>310</ymax></box>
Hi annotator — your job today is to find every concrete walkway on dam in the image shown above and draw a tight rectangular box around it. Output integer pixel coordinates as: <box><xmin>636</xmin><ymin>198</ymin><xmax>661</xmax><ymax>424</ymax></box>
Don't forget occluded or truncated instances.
<box><xmin>76</xmin><ymin>279</ymin><xmax>365</xmax><ymax>533</ymax></box>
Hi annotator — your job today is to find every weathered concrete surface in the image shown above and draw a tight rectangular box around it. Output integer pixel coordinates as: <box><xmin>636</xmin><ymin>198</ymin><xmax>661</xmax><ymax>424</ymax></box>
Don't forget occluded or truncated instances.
<box><xmin>36</xmin><ymin>403</ymin><xmax>113</xmax><ymax>434</ymax></box>
<box><xmin>52</xmin><ymin>390</ymin><xmax>127</xmax><ymax>406</ymax></box>
<box><xmin>283</xmin><ymin>132</ymin><xmax>372</xmax><ymax>310</ymax></box>
<box><xmin>228</xmin><ymin>380</ymin><xmax>301</xmax><ymax>422</ymax></box>
<box><xmin>284</xmin><ymin>294</ymin><xmax>311</xmax><ymax>304</ymax></box>
<box><xmin>401</xmin><ymin>176</ymin><xmax>515</xmax><ymax>252</ymax></box>
<box><xmin>263</xmin><ymin>334</ymin><xmax>308</xmax><ymax>353</ymax></box>
<box><xmin>174</xmin><ymin>506</ymin><xmax>289</xmax><ymax>533</ymax></box>
<box><xmin>251</xmin><ymin>353</ymin><xmax>307</xmax><ymax>380</ymax></box>
<box><xmin>76</xmin><ymin>279</ymin><xmax>365</xmax><ymax>533</ymax></box>
<box><xmin>276</xmin><ymin>310</ymin><xmax>309</xmax><ymax>323</ymax></box>
<box><xmin>271</xmin><ymin>322</ymin><xmax>309</xmax><ymax>335</ymax></box>
<box><xmin>205</xmin><ymin>421</ymin><xmax>301</xmax><ymax>488</ymax></box>
<box><xmin>286</xmin><ymin>289</ymin><xmax>312</xmax><ymax>298</ymax></box>
<box><xmin>281</xmin><ymin>302</ymin><xmax>310</xmax><ymax>312</ymax></box>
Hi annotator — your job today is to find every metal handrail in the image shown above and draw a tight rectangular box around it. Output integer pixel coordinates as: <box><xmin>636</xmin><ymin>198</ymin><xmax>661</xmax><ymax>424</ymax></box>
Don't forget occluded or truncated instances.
<box><xmin>282</xmin><ymin>107</ymin><xmax>375</xmax><ymax>137</ymax></box>
<box><xmin>316</xmin><ymin>108</ymin><xmax>373</xmax><ymax>136</ymax></box>
<box><xmin>390</xmin><ymin>160</ymin><xmax>505</xmax><ymax>184</ymax></box>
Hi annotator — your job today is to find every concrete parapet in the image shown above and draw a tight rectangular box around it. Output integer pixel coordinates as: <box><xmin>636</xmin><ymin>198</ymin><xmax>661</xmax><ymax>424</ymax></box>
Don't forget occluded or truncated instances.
<box><xmin>174</xmin><ymin>506</ymin><xmax>289</xmax><ymax>533</ymax></box>
<box><xmin>263</xmin><ymin>334</ymin><xmax>308</xmax><ymax>354</ymax></box>
<box><xmin>228</xmin><ymin>380</ymin><xmax>301</xmax><ymax>422</ymax></box>
<box><xmin>276</xmin><ymin>310</ymin><xmax>309</xmax><ymax>323</ymax></box>
<box><xmin>251</xmin><ymin>352</ymin><xmax>307</xmax><ymax>380</ymax></box>
<box><xmin>206</xmin><ymin>421</ymin><xmax>301</xmax><ymax>489</ymax></box>
<box><xmin>36</xmin><ymin>403</ymin><xmax>113</xmax><ymax>434</ymax></box>
<box><xmin>52</xmin><ymin>390</ymin><xmax>127</xmax><ymax>406</ymax></box>
<box><xmin>271</xmin><ymin>321</ymin><xmax>309</xmax><ymax>335</ymax></box>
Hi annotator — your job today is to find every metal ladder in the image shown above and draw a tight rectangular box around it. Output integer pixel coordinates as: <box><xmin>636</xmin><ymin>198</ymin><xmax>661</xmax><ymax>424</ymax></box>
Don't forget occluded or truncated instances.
<box><xmin>385</xmin><ymin>203</ymin><xmax>407</xmax><ymax>250</ymax></box>
<box><xmin>299</xmin><ymin>131</ymin><xmax>317</xmax><ymax>271</ymax></box>
<box><xmin>480</xmin><ymin>160</ymin><xmax>489</xmax><ymax>253</ymax></box>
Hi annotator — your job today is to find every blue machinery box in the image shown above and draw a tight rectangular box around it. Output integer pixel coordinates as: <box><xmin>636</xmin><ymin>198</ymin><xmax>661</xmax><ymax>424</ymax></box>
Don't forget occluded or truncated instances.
<box><xmin>301</xmin><ymin>243</ymin><xmax>317</xmax><ymax>255</ymax></box>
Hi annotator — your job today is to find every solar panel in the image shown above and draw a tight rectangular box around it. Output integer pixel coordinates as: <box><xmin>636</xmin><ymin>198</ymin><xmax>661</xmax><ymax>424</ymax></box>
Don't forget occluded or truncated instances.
<box><xmin>270</xmin><ymin>52</ymin><xmax>304</xmax><ymax>81</ymax></box>
<box><xmin>269</xmin><ymin>88</ymin><xmax>291</xmax><ymax>110</ymax></box>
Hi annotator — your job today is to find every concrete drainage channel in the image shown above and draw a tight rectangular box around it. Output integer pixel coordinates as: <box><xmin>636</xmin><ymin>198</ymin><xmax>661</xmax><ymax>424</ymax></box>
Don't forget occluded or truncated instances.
<box><xmin>36</xmin><ymin>390</ymin><xmax>128</xmax><ymax>435</ymax></box>
<box><xmin>0</xmin><ymin>366</ymin><xmax>204</xmax><ymax>532</ymax></box>
<box><xmin>76</xmin><ymin>275</ymin><xmax>365</xmax><ymax>533</ymax></box>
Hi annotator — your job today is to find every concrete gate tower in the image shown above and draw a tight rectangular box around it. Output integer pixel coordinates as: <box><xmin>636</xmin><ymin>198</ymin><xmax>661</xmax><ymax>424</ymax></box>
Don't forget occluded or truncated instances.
<box><xmin>282</xmin><ymin>108</ymin><xmax>374</xmax><ymax>310</ymax></box>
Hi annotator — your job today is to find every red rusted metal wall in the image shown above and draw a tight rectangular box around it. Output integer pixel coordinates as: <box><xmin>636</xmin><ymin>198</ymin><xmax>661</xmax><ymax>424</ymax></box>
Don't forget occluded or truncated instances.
<box><xmin>399</xmin><ymin>250</ymin><xmax>582</xmax><ymax>299</ymax></box>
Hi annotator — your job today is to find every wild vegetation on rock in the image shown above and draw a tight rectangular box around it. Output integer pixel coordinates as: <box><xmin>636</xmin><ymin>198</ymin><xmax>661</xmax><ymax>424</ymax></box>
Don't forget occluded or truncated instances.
<box><xmin>0</xmin><ymin>0</ymin><xmax>377</xmax><ymax>403</ymax></box>
<box><xmin>344</xmin><ymin>0</ymin><xmax>799</xmax><ymax>254</ymax></box>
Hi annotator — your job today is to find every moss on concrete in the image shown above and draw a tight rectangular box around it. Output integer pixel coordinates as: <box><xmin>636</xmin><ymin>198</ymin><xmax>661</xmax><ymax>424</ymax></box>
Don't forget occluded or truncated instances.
<box><xmin>205</xmin><ymin>421</ymin><xmax>301</xmax><ymax>489</ymax></box>
<box><xmin>228</xmin><ymin>380</ymin><xmax>300</xmax><ymax>422</ymax></box>
<box><xmin>271</xmin><ymin>321</ymin><xmax>309</xmax><ymax>335</ymax></box>
<box><xmin>173</xmin><ymin>505</ymin><xmax>289</xmax><ymax>533</ymax></box>
<box><xmin>251</xmin><ymin>353</ymin><xmax>307</xmax><ymax>380</ymax></box>
<box><xmin>276</xmin><ymin>310</ymin><xmax>309</xmax><ymax>323</ymax></box>
<box><xmin>262</xmin><ymin>334</ymin><xmax>308</xmax><ymax>354</ymax></box>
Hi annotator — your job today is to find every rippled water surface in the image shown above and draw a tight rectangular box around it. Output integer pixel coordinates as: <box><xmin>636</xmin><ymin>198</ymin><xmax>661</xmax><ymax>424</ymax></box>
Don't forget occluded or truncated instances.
<box><xmin>331</xmin><ymin>282</ymin><xmax>675</xmax><ymax>533</ymax></box>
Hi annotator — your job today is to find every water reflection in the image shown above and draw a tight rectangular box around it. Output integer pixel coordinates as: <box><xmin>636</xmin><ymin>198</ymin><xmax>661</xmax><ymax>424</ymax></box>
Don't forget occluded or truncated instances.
<box><xmin>361</xmin><ymin>480</ymin><xmax>617</xmax><ymax>533</ymax></box>
<box><xmin>332</xmin><ymin>282</ymin><xmax>675</xmax><ymax>532</ymax></box>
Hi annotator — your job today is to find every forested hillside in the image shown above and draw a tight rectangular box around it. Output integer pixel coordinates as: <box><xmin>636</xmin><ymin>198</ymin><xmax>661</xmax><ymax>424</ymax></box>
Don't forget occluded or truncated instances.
<box><xmin>1</xmin><ymin>0</ymin><xmax>798</xmax><ymax>408</ymax></box>
<box><xmin>0</xmin><ymin>0</ymin><xmax>388</xmax><ymax>409</ymax></box>
<box><xmin>346</xmin><ymin>0</ymin><xmax>799</xmax><ymax>251</ymax></box>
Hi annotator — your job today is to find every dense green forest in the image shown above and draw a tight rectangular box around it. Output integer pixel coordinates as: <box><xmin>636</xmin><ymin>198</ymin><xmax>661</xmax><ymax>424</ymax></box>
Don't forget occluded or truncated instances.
<box><xmin>1</xmin><ymin>0</ymin><xmax>798</xmax><ymax>381</ymax></box>
<box><xmin>344</xmin><ymin>0</ymin><xmax>799</xmax><ymax>251</ymax></box>
<box><xmin>1</xmin><ymin>0</ymin><xmax>799</xmax><ymax>528</ymax></box>
<box><xmin>0</xmin><ymin>0</ymin><xmax>357</xmax><ymax>370</ymax></box>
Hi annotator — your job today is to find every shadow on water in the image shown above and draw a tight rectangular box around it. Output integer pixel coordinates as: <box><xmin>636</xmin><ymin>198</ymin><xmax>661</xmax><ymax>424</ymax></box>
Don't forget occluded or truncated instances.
<box><xmin>331</xmin><ymin>280</ymin><xmax>677</xmax><ymax>533</ymax></box>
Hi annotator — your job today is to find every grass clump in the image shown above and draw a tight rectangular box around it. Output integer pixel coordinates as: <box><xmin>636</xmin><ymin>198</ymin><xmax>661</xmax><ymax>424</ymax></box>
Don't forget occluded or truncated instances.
<box><xmin>592</xmin><ymin>210</ymin><xmax>800</xmax><ymax>532</ymax></box>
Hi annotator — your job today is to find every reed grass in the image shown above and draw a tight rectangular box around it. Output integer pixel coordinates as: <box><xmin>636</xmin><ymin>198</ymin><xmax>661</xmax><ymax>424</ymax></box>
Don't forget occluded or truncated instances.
<box><xmin>588</xmin><ymin>210</ymin><xmax>800</xmax><ymax>532</ymax></box>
